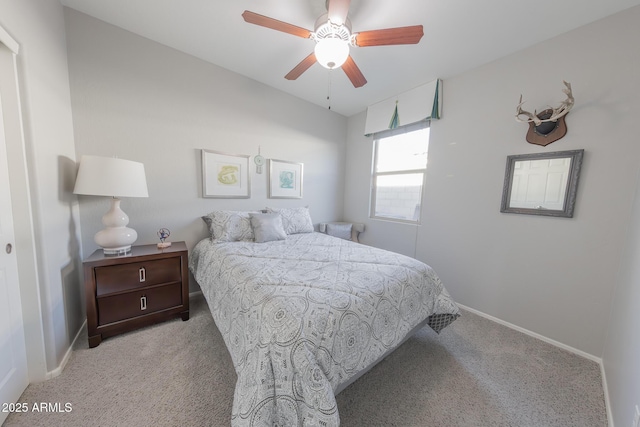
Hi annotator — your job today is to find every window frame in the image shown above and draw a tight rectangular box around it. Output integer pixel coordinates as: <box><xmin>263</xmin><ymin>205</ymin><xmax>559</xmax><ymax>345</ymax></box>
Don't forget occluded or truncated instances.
<box><xmin>370</xmin><ymin>121</ymin><xmax>430</xmax><ymax>224</ymax></box>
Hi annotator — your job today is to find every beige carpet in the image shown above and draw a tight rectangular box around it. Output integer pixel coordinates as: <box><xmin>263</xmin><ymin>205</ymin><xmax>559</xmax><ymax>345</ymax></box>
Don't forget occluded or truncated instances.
<box><xmin>4</xmin><ymin>294</ymin><xmax>607</xmax><ymax>427</ymax></box>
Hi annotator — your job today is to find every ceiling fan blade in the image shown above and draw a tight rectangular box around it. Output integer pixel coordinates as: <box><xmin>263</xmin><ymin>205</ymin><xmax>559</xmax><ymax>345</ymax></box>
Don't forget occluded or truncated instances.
<box><xmin>242</xmin><ymin>10</ymin><xmax>312</xmax><ymax>39</ymax></box>
<box><xmin>354</xmin><ymin>25</ymin><xmax>424</xmax><ymax>47</ymax></box>
<box><xmin>327</xmin><ymin>0</ymin><xmax>351</xmax><ymax>25</ymax></box>
<box><xmin>342</xmin><ymin>56</ymin><xmax>367</xmax><ymax>88</ymax></box>
<box><xmin>285</xmin><ymin>52</ymin><xmax>317</xmax><ymax>80</ymax></box>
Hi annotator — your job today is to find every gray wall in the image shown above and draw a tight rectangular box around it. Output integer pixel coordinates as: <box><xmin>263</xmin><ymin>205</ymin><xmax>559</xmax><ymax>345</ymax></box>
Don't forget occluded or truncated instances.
<box><xmin>347</xmin><ymin>5</ymin><xmax>640</xmax><ymax>361</ymax></box>
<box><xmin>418</xmin><ymin>8</ymin><xmax>640</xmax><ymax>359</ymax></box>
<box><xmin>64</xmin><ymin>9</ymin><xmax>347</xmax><ymax>291</ymax></box>
<box><xmin>345</xmin><ymin>6</ymin><xmax>640</xmax><ymax>425</ymax></box>
<box><xmin>0</xmin><ymin>0</ymin><xmax>83</xmax><ymax>377</ymax></box>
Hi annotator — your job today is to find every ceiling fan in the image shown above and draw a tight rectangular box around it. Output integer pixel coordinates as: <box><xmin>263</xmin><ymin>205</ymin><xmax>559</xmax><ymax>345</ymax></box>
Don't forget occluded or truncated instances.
<box><xmin>242</xmin><ymin>0</ymin><xmax>424</xmax><ymax>88</ymax></box>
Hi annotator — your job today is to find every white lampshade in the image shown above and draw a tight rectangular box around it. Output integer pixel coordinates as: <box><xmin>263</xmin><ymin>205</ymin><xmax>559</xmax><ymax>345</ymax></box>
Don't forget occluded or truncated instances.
<box><xmin>73</xmin><ymin>155</ymin><xmax>148</xmax><ymax>198</ymax></box>
<box><xmin>314</xmin><ymin>38</ymin><xmax>349</xmax><ymax>69</ymax></box>
<box><xmin>74</xmin><ymin>155</ymin><xmax>149</xmax><ymax>256</ymax></box>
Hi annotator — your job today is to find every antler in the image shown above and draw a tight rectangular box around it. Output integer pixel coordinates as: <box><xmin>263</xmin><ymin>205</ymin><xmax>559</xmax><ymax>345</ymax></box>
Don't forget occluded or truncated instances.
<box><xmin>516</xmin><ymin>81</ymin><xmax>574</xmax><ymax>125</ymax></box>
<box><xmin>516</xmin><ymin>94</ymin><xmax>541</xmax><ymax>126</ymax></box>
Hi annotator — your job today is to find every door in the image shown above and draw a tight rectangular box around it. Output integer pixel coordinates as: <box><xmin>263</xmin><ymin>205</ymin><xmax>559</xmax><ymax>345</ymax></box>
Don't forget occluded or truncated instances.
<box><xmin>0</xmin><ymin>80</ymin><xmax>29</xmax><ymax>425</ymax></box>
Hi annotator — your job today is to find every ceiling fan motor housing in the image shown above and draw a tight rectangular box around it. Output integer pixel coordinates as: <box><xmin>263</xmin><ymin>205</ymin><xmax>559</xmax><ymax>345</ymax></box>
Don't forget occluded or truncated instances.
<box><xmin>314</xmin><ymin>15</ymin><xmax>352</xmax><ymax>41</ymax></box>
<box><xmin>313</xmin><ymin>15</ymin><xmax>352</xmax><ymax>69</ymax></box>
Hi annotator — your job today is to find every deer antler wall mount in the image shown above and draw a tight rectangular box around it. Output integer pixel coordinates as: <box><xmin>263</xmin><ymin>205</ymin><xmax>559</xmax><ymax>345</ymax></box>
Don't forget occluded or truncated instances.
<box><xmin>516</xmin><ymin>81</ymin><xmax>574</xmax><ymax>146</ymax></box>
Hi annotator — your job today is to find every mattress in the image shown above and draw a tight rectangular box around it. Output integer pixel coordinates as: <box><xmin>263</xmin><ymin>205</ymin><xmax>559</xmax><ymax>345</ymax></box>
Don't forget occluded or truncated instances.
<box><xmin>189</xmin><ymin>231</ymin><xmax>459</xmax><ymax>426</ymax></box>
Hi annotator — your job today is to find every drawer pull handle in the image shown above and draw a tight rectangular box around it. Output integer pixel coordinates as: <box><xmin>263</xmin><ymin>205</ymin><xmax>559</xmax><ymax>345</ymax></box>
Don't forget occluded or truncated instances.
<box><xmin>139</xmin><ymin>267</ymin><xmax>146</xmax><ymax>282</ymax></box>
<box><xmin>140</xmin><ymin>296</ymin><xmax>147</xmax><ymax>310</ymax></box>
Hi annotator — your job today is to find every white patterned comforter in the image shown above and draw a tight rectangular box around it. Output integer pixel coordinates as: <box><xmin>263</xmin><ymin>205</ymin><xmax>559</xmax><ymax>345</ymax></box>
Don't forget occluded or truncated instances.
<box><xmin>189</xmin><ymin>232</ymin><xmax>459</xmax><ymax>427</ymax></box>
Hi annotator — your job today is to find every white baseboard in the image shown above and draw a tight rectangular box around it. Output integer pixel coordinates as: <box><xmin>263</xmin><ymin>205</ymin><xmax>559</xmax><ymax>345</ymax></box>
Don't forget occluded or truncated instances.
<box><xmin>42</xmin><ymin>292</ymin><xmax>206</xmax><ymax>382</ymax></box>
<box><xmin>456</xmin><ymin>303</ymin><xmax>612</xmax><ymax>426</ymax></box>
<box><xmin>44</xmin><ymin>292</ymin><xmax>205</xmax><ymax>381</ymax></box>
<box><xmin>44</xmin><ymin>319</ymin><xmax>87</xmax><ymax>381</ymax></box>
<box><xmin>456</xmin><ymin>303</ymin><xmax>600</xmax><ymax>362</ymax></box>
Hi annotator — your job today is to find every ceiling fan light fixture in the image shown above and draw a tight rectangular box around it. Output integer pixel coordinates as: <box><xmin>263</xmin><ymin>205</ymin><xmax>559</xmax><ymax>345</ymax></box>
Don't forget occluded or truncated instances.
<box><xmin>242</xmin><ymin>6</ymin><xmax>422</xmax><ymax>88</ymax></box>
<box><xmin>314</xmin><ymin>38</ymin><xmax>349</xmax><ymax>69</ymax></box>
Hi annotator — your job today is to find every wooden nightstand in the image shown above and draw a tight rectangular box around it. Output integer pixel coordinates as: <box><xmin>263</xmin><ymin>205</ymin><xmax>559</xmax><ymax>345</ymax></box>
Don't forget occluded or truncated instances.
<box><xmin>82</xmin><ymin>242</ymin><xmax>189</xmax><ymax>348</ymax></box>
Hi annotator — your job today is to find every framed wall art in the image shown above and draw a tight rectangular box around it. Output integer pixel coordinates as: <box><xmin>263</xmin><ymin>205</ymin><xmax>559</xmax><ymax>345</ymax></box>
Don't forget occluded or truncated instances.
<box><xmin>268</xmin><ymin>159</ymin><xmax>303</xmax><ymax>199</ymax></box>
<box><xmin>202</xmin><ymin>149</ymin><xmax>251</xmax><ymax>198</ymax></box>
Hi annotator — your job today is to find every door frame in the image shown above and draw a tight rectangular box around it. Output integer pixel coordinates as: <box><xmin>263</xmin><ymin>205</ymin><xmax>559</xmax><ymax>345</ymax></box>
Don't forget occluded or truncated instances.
<box><xmin>0</xmin><ymin>24</ymin><xmax>48</xmax><ymax>383</ymax></box>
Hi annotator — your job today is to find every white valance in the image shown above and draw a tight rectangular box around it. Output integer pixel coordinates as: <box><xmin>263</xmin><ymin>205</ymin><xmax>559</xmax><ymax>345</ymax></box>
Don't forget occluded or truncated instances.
<box><xmin>364</xmin><ymin>79</ymin><xmax>442</xmax><ymax>136</ymax></box>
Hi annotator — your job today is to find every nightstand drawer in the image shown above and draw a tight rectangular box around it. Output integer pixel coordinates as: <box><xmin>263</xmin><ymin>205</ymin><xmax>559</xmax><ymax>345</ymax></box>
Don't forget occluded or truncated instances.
<box><xmin>97</xmin><ymin>282</ymin><xmax>182</xmax><ymax>325</ymax></box>
<box><xmin>95</xmin><ymin>257</ymin><xmax>181</xmax><ymax>297</ymax></box>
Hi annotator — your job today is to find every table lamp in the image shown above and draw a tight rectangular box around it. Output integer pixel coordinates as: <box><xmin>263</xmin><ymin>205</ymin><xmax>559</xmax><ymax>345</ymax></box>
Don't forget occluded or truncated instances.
<box><xmin>73</xmin><ymin>155</ymin><xmax>149</xmax><ymax>256</ymax></box>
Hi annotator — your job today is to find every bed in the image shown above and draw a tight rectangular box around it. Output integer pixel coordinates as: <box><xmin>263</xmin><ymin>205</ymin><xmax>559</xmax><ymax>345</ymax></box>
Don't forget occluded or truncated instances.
<box><xmin>189</xmin><ymin>208</ymin><xmax>459</xmax><ymax>426</ymax></box>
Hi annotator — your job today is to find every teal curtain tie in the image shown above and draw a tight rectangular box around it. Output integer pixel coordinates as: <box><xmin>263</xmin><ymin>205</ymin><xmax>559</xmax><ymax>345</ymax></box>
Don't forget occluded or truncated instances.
<box><xmin>430</xmin><ymin>80</ymin><xmax>440</xmax><ymax>120</ymax></box>
<box><xmin>389</xmin><ymin>101</ymin><xmax>400</xmax><ymax>129</ymax></box>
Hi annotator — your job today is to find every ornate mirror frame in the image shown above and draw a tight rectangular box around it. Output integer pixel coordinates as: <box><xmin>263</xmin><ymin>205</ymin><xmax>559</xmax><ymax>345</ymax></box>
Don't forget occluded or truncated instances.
<box><xmin>500</xmin><ymin>149</ymin><xmax>584</xmax><ymax>218</ymax></box>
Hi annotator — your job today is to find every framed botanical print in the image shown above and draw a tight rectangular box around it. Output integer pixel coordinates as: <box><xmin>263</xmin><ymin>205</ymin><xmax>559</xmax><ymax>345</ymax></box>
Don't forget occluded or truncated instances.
<box><xmin>202</xmin><ymin>149</ymin><xmax>251</xmax><ymax>198</ymax></box>
<box><xmin>268</xmin><ymin>159</ymin><xmax>303</xmax><ymax>199</ymax></box>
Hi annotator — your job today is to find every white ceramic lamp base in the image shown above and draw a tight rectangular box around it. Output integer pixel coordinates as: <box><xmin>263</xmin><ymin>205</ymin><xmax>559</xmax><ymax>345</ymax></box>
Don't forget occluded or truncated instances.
<box><xmin>95</xmin><ymin>198</ymin><xmax>138</xmax><ymax>256</ymax></box>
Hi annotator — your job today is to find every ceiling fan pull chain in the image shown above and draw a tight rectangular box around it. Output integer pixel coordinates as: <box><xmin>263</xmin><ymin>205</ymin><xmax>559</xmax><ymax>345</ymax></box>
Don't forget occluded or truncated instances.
<box><xmin>327</xmin><ymin>70</ymin><xmax>332</xmax><ymax>110</ymax></box>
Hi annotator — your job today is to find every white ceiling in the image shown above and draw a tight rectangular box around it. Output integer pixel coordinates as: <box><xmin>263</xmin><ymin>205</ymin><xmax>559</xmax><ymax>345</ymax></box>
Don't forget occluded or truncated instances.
<box><xmin>60</xmin><ymin>0</ymin><xmax>640</xmax><ymax>117</ymax></box>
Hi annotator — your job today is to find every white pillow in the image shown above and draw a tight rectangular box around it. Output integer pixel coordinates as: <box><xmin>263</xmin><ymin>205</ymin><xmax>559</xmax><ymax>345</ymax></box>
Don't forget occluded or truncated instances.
<box><xmin>265</xmin><ymin>206</ymin><xmax>314</xmax><ymax>234</ymax></box>
<box><xmin>202</xmin><ymin>210</ymin><xmax>255</xmax><ymax>243</ymax></box>
<box><xmin>249</xmin><ymin>213</ymin><xmax>287</xmax><ymax>243</ymax></box>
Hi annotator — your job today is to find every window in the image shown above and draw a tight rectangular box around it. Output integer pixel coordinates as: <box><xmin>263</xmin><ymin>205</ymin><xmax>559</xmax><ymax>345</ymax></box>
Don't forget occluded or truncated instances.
<box><xmin>371</xmin><ymin>124</ymin><xmax>430</xmax><ymax>223</ymax></box>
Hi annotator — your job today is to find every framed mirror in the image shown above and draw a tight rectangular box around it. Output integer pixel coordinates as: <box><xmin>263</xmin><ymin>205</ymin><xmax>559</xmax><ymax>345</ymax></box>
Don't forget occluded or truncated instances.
<box><xmin>500</xmin><ymin>149</ymin><xmax>584</xmax><ymax>218</ymax></box>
